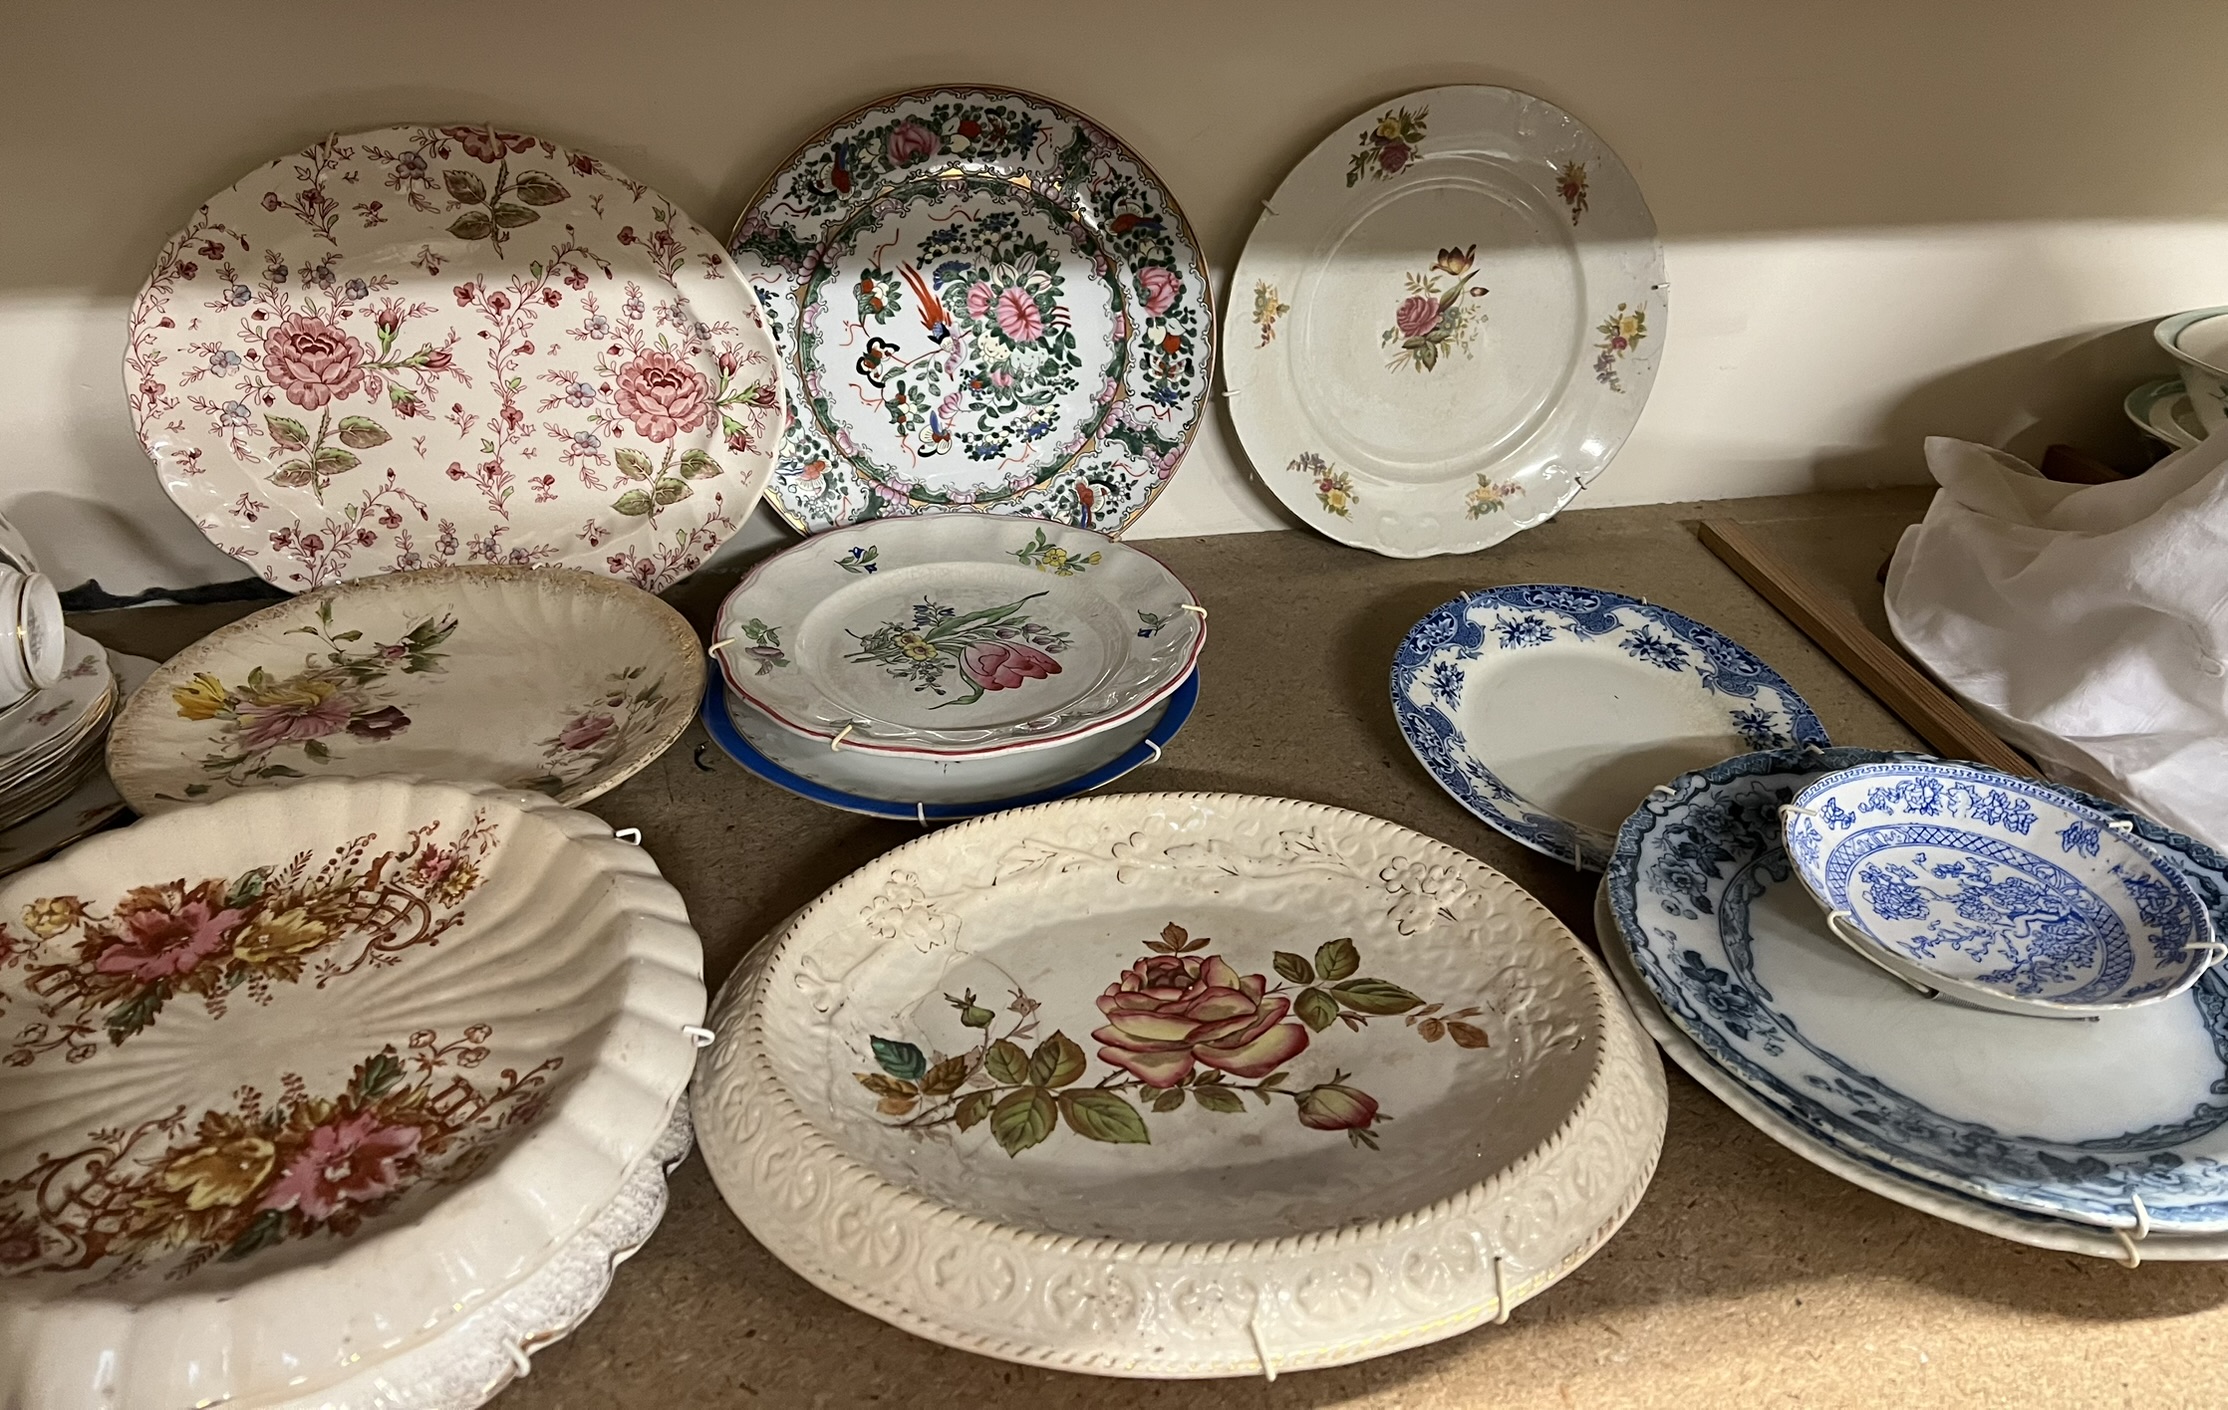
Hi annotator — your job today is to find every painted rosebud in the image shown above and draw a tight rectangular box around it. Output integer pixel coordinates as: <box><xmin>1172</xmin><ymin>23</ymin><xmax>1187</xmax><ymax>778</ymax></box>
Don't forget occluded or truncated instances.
<box><xmin>1295</xmin><ymin>1083</ymin><xmax>1379</xmax><ymax>1132</ymax></box>
<box><xmin>949</xmin><ymin>991</ymin><xmax>997</xmax><ymax>1029</ymax></box>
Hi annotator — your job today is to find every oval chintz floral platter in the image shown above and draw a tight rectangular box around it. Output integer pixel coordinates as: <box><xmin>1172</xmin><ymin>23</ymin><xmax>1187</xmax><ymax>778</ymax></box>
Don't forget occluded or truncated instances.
<box><xmin>730</xmin><ymin>87</ymin><xmax>1214</xmax><ymax>537</ymax></box>
<box><xmin>0</xmin><ymin>779</ymin><xmax>705</xmax><ymax>1410</ymax></box>
<box><xmin>712</xmin><ymin>515</ymin><xmax>1202</xmax><ymax>758</ymax></box>
<box><xmin>106</xmin><ymin>565</ymin><xmax>704</xmax><ymax>815</ymax></box>
<box><xmin>692</xmin><ymin>793</ymin><xmax>1666</xmax><ymax>1377</ymax></box>
<box><xmin>127</xmin><ymin>125</ymin><xmax>785</xmax><ymax>592</ymax></box>
<box><xmin>1228</xmin><ymin>86</ymin><xmax>1664</xmax><ymax>558</ymax></box>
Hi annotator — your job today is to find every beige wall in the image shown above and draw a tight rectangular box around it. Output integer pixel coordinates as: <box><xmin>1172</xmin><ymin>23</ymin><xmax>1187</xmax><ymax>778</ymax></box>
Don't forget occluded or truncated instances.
<box><xmin>5</xmin><ymin>0</ymin><xmax>2225</xmax><ymax>586</ymax></box>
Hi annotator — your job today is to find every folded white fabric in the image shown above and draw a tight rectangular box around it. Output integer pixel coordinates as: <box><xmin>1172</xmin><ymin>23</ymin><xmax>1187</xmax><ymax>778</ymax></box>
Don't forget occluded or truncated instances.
<box><xmin>1884</xmin><ymin>432</ymin><xmax>2228</xmax><ymax>850</ymax></box>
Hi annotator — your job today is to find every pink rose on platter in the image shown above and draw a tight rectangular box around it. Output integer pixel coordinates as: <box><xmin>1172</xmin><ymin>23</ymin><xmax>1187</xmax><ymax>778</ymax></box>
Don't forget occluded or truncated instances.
<box><xmin>1395</xmin><ymin>295</ymin><xmax>1441</xmax><ymax>340</ymax></box>
<box><xmin>886</xmin><ymin>119</ymin><xmax>941</xmax><ymax>166</ymax></box>
<box><xmin>994</xmin><ymin>287</ymin><xmax>1045</xmax><ymax>343</ymax></box>
<box><xmin>94</xmin><ymin>880</ymin><xmax>245</xmax><ymax>982</ymax></box>
<box><xmin>965</xmin><ymin>281</ymin><xmax>995</xmax><ymax>319</ymax></box>
<box><xmin>557</xmin><ymin>711</ymin><xmax>618</xmax><ymax>752</ymax></box>
<box><xmin>258</xmin><ymin>1110</ymin><xmax>422</xmax><ymax>1221</ymax></box>
<box><xmin>1092</xmin><ymin>953</ymin><xmax>1311</xmax><ymax>1088</ymax></box>
<box><xmin>264</xmin><ymin>313</ymin><xmax>367</xmax><ymax>410</ymax></box>
<box><xmin>1378</xmin><ymin>141</ymin><xmax>1412</xmax><ymax>174</ymax></box>
<box><xmin>961</xmin><ymin>639</ymin><xmax>1061</xmax><ymax>691</ymax></box>
<box><xmin>612</xmin><ymin>350</ymin><xmax>712</xmax><ymax>442</ymax></box>
<box><xmin>1135</xmin><ymin>265</ymin><xmax>1180</xmax><ymax>317</ymax></box>
<box><xmin>233</xmin><ymin>679</ymin><xmax>354</xmax><ymax>751</ymax></box>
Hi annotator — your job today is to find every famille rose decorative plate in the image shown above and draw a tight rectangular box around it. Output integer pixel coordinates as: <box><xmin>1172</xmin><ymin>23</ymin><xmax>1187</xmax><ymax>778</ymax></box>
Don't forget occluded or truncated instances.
<box><xmin>1392</xmin><ymin>586</ymin><xmax>1827</xmax><ymax>871</ymax></box>
<box><xmin>692</xmin><ymin>792</ymin><xmax>1665</xmax><ymax>1376</ymax></box>
<box><xmin>729</xmin><ymin>87</ymin><xmax>1213</xmax><ymax>536</ymax></box>
<box><xmin>1228</xmin><ymin>87</ymin><xmax>1664</xmax><ymax>557</ymax></box>
<box><xmin>712</xmin><ymin>515</ymin><xmax>1202</xmax><ymax>758</ymax></box>
<box><xmin>127</xmin><ymin>125</ymin><xmax>785</xmax><ymax>593</ymax></box>
<box><xmin>107</xmin><ymin>565</ymin><xmax>703</xmax><ymax>816</ymax></box>
<box><xmin>1608</xmin><ymin>747</ymin><xmax>2228</xmax><ymax>1235</ymax></box>
<box><xmin>0</xmin><ymin>778</ymin><xmax>705</xmax><ymax>1410</ymax></box>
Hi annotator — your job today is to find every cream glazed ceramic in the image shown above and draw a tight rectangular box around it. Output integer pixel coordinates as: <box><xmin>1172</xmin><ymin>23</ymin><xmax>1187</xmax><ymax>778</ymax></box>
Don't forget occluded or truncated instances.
<box><xmin>0</xmin><ymin>779</ymin><xmax>704</xmax><ymax>1410</ymax></box>
<box><xmin>692</xmin><ymin>793</ymin><xmax>1666</xmax><ymax>1377</ymax></box>
<box><xmin>0</xmin><ymin>652</ymin><xmax>162</xmax><ymax>879</ymax></box>
<box><xmin>108</xmin><ymin>565</ymin><xmax>703</xmax><ymax>815</ymax></box>
<box><xmin>712</xmin><ymin>515</ymin><xmax>1202</xmax><ymax>758</ymax></box>
<box><xmin>128</xmin><ymin>125</ymin><xmax>785</xmax><ymax>592</ymax></box>
<box><xmin>1228</xmin><ymin>86</ymin><xmax>1664</xmax><ymax>557</ymax></box>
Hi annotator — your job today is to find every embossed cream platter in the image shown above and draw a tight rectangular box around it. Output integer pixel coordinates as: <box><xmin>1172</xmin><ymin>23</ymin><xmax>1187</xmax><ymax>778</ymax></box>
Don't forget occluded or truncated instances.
<box><xmin>693</xmin><ymin>792</ymin><xmax>1666</xmax><ymax>1376</ymax></box>
<box><xmin>712</xmin><ymin>515</ymin><xmax>1202</xmax><ymax>758</ymax></box>
<box><xmin>0</xmin><ymin>778</ymin><xmax>705</xmax><ymax>1410</ymax></box>
<box><xmin>1227</xmin><ymin>86</ymin><xmax>1664</xmax><ymax>557</ymax></box>
<box><xmin>108</xmin><ymin>565</ymin><xmax>703</xmax><ymax>815</ymax></box>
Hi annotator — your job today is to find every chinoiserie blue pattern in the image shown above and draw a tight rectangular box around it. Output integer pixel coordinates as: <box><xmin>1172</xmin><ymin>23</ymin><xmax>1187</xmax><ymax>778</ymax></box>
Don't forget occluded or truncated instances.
<box><xmin>1607</xmin><ymin>745</ymin><xmax>2228</xmax><ymax>1233</ymax></box>
<box><xmin>1785</xmin><ymin>761</ymin><xmax>2214</xmax><ymax>1008</ymax></box>
<box><xmin>1390</xmin><ymin>585</ymin><xmax>1829</xmax><ymax>871</ymax></box>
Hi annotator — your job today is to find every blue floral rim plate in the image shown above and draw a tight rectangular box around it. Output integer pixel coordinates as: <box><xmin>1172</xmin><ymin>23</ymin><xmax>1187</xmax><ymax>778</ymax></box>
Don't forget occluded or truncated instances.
<box><xmin>700</xmin><ymin>670</ymin><xmax>1197</xmax><ymax>822</ymax></box>
<box><xmin>1785</xmin><ymin>761</ymin><xmax>2220</xmax><ymax>1015</ymax></box>
<box><xmin>1608</xmin><ymin>744</ymin><xmax>2228</xmax><ymax>1234</ymax></box>
<box><xmin>1391</xmin><ymin>584</ymin><xmax>1828</xmax><ymax>872</ymax></box>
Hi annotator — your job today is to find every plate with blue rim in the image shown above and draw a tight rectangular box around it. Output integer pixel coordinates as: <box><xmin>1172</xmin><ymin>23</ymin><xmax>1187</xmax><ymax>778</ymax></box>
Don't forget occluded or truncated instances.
<box><xmin>1391</xmin><ymin>584</ymin><xmax>1827</xmax><ymax>871</ymax></box>
<box><xmin>1608</xmin><ymin>744</ymin><xmax>2228</xmax><ymax>1234</ymax></box>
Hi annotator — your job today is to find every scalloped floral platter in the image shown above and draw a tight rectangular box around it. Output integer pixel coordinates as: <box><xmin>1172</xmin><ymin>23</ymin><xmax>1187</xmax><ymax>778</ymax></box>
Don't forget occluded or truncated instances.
<box><xmin>713</xmin><ymin>515</ymin><xmax>1202</xmax><ymax>758</ymax></box>
<box><xmin>1227</xmin><ymin>86</ymin><xmax>1664</xmax><ymax>557</ymax></box>
<box><xmin>107</xmin><ymin>565</ymin><xmax>703</xmax><ymax>816</ymax></box>
<box><xmin>1392</xmin><ymin>585</ymin><xmax>1827</xmax><ymax>872</ymax></box>
<box><xmin>0</xmin><ymin>778</ymin><xmax>704</xmax><ymax>1410</ymax></box>
<box><xmin>729</xmin><ymin>87</ymin><xmax>1213</xmax><ymax>536</ymax></box>
<box><xmin>0</xmin><ymin>651</ymin><xmax>160</xmax><ymax>878</ymax></box>
<box><xmin>128</xmin><ymin>125</ymin><xmax>784</xmax><ymax>593</ymax></box>
<box><xmin>1607</xmin><ymin>746</ymin><xmax>2228</xmax><ymax>1235</ymax></box>
<box><xmin>692</xmin><ymin>792</ymin><xmax>1666</xmax><ymax>1377</ymax></box>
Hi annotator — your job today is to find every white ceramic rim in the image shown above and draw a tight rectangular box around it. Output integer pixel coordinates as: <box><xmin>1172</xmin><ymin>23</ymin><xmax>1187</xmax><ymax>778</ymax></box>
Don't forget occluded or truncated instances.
<box><xmin>2124</xmin><ymin>377</ymin><xmax>2201</xmax><ymax>449</ymax></box>
<box><xmin>711</xmin><ymin>519</ymin><xmax>1204</xmax><ymax>759</ymax></box>
<box><xmin>693</xmin><ymin>792</ymin><xmax>1668</xmax><ymax>1377</ymax></box>
<box><xmin>2156</xmin><ymin>306</ymin><xmax>2228</xmax><ymax>380</ymax></box>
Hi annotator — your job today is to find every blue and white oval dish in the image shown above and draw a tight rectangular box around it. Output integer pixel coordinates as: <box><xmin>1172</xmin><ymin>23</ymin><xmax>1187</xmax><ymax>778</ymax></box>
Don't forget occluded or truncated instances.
<box><xmin>1393</xmin><ymin>584</ymin><xmax>1828</xmax><ymax>871</ymax></box>
<box><xmin>1784</xmin><ymin>760</ymin><xmax>2220</xmax><ymax>1016</ymax></box>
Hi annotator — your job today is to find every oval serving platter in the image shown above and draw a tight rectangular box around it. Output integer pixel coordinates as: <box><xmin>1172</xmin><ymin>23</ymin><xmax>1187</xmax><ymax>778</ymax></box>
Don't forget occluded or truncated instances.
<box><xmin>1227</xmin><ymin>86</ymin><xmax>1664</xmax><ymax>557</ymax></box>
<box><xmin>0</xmin><ymin>778</ymin><xmax>703</xmax><ymax>1410</ymax></box>
<box><xmin>108</xmin><ymin>565</ymin><xmax>703</xmax><ymax>816</ymax></box>
<box><xmin>712</xmin><ymin>515</ymin><xmax>1202</xmax><ymax>758</ymax></box>
<box><xmin>692</xmin><ymin>792</ymin><xmax>1666</xmax><ymax>1377</ymax></box>
<box><xmin>1608</xmin><ymin>745</ymin><xmax>2228</xmax><ymax>1234</ymax></box>
<box><xmin>1393</xmin><ymin>585</ymin><xmax>1827</xmax><ymax>871</ymax></box>
<box><xmin>729</xmin><ymin>87</ymin><xmax>1214</xmax><ymax>536</ymax></box>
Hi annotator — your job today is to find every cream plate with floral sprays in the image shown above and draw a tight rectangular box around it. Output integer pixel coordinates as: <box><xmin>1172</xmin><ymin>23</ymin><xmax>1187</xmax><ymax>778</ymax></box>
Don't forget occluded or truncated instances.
<box><xmin>128</xmin><ymin>125</ymin><xmax>785</xmax><ymax>592</ymax></box>
<box><xmin>0</xmin><ymin>778</ymin><xmax>704</xmax><ymax>1410</ymax></box>
<box><xmin>1227</xmin><ymin>86</ymin><xmax>1665</xmax><ymax>558</ymax></box>
<box><xmin>712</xmin><ymin>515</ymin><xmax>1202</xmax><ymax>758</ymax></box>
<box><xmin>0</xmin><ymin>652</ymin><xmax>160</xmax><ymax>878</ymax></box>
<box><xmin>691</xmin><ymin>792</ymin><xmax>1666</xmax><ymax>1377</ymax></box>
<box><xmin>729</xmin><ymin>87</ymin><xmax>1213</xmax><ymax>536</ymax></box>
<box><xmin>106</xmin><ymin>565</ymin><xmax>702</xmax><ymax>816</ymax></box>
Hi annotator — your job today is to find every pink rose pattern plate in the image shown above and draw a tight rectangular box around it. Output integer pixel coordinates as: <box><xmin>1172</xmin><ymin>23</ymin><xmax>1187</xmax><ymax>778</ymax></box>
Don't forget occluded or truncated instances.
<box><xmin>128</xmin><ymin>126</ymin><xmax>784</xmax><ymax>592</ymax></box>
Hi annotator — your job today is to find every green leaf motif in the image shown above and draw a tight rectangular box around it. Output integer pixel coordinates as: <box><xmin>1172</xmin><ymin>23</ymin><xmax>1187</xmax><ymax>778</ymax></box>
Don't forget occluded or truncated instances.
<box><xmin>1315</xmin><ymin>937</ymin><xmax>1360</xmax><ymax>983</ymax></box>
<box><xmin>512</xmin><ymin>172</ymin><xmax>570</xmax><ymax>207</ymax></box>
<box><xmin>954</xmin><ymin>1089</ymin><xmax>996</xmax><ymax>1131</ymax></box>
<box><xmin>990</xmin><ymin>1087</ymin><xmax>1056</xmax><ymax>1156</ymax></box>
<box><xmin>335</xmin><ymin>416</ymin><xmax>391</xmax><ymax>450</ymax></box>
<box><xmin>447</xmin><ymin>211</ymin><xmax>495</xmax><ymax>243</ymax></box>
<box><xmin>355</xmin><ymin>1048</ymin><xmax>406</xmax><ymax>1099</ymax></box>
<box><xmin>311</xmin><ymin>447</ymin><xmax>361</xmax><ymax>475</ymax></box>
<box><xmin>612</xmin><ymin>489</ymin><xmax>655</xmax><ymax>517</ymax></box>
<box><xmin>491</xmin><ymin>202</ymin><xmax>540</xmax><ymax>230</ymax></box>
<box><xmin>265</xmin><ymin>414</ymin><xmax>311</xmax><ymax>451</ymax></box>
<box><xmin>870</xmin><ymin>1035</ymin><xmax>927</xmax><ymax>1082</ymax></box>
<box><xmin>983</xmin><ymin>1039</ymin><xmax>1030</xmax><ymax>1086</ymax></box>
<box><xmin>1272</xmin><ymin>951</ymin><xmax>1315</xmax><ymax>986</ymax></box>
<box><xmin>920</xmin><ymin>1055</ymin><xmax>969</xmax><ymax>1096</ymax></box>
<box><xmin>222</xmin><ymin>1208</ymin><xmax>288</xmax><ymax>1263</ymax></box>
<box><xmin>269</xmin><ymin>460</ymin><xmax>317</xmax><ymax>488</ymax></box>
<box><xmin>1191</xmin><ymin>1085</ymin><xmax>1246</xmax><ymax>1115</ymax></box>
<box><xmin>1295</xmin><ymin>987</ymin><xmax>1339</xmax><ymax>1032</ymax></box>
<box><xmin>443</xmin><ymin>169</ymin><xmax>488</xmax><ymax>204</ymax></box>
<box><xmin>223</xmin><ymin>868</ymin><xmax>268</xmax><ymax>910</ymax></box>
<box><xmin>1328</xmin><ymin>977</ymin><xmax>1424</xmax><ymax>1015</ymax></box>
<box><xmin>614</xmin><ymin>448</ymin><xmax>655</xmax><ymax>481</ymax></box>
<box><xmin>1148</xmin><ymin>1087</ymin><xmax>1185</xmax><ymax>1113</ymax></box>
<box><xmin>677</xmin><ymin>448</ymin><xmax>723</xmax><ymax>480</ymax></box>
<box><xmin>1027</xmin><ymin>1032</ymin><xmax>1087</xmax><ymax>1089</ymax></box>
<box><xmin>303</xmin><ymin>739</ymin><xmax>330</xmax><ymax>762</ymax></box>
<box><xmin>1059</xmin><ymin>1088</ymin><xmax>1150</xmax><ymax>1144</ymax></box>
<box><xmin>651</xmin><ymin>477</ymin><xmax>692</xmax><ymax>505</ymax></box>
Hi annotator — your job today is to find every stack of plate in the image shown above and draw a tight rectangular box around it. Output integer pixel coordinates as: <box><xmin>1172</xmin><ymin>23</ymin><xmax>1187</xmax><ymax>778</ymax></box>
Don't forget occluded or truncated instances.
<box><xmin>1599</xmin><ymin>744</ymin><xmax>2228</xmax><ymax>1263</ymax></box>
<box><xmin>0</xmin><ymin>633</ymin><xmax>120</xmax><ymax>836</ymax></box>
<box><xmin>0</xmin><ymin>648</ymin><xmax>160</xmax><ymax>878</ymax></box>
<box><xmin>707</xmin><ymin>516</ymin><xmax>1205</xmax><ymax>821</ymax></box>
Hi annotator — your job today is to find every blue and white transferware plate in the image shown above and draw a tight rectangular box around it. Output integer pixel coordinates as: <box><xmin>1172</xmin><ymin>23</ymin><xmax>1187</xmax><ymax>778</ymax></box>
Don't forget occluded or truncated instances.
<box><xmin>1609</xmin><ymin>745</ymin><xmax>2228</xmax><ymax>1233</ymax></box>
<box><xmin>1784</xmin><ymin>761</ymin><xmax>2219</xmax><ymax>1016</ymax></box>
<box><xmin>1392</xmin><ymin>585</ymin><xmax>1827</xmax><ymax>871</ymax></box>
